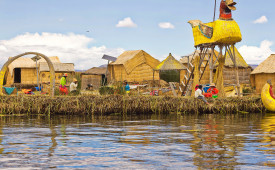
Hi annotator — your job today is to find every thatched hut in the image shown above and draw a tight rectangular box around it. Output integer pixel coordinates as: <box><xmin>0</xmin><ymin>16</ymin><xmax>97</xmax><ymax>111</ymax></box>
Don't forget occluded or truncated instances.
<box><xmin>4</xmin><ymin>56</ymin><xmax>75</xmax><ymax>87</ymax></box>
<box><xmin>250</xmin><ymin>54</ymin><xmax>275</xmax><ymax>94</ymax></box>
<box><xmin>155</xmin><ymin>53</ymin><xmax>186</xmax><ymax>83</ymax></box>
<box><xmin>108</xmin><ymin>50</ymin><xmax>160</xmax><ymax>83</ymax></box>
<box><xmin>81</xmin><ymin>67</ymin><xmax>108</xmax><ymax>90</ymax></box>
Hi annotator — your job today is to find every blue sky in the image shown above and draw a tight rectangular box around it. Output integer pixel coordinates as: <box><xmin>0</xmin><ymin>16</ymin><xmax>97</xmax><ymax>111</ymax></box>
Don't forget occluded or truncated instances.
<box><xmin>0</xmin><ymin>0</ymin><xmax>273</xmax><ymax>69</ymax></box>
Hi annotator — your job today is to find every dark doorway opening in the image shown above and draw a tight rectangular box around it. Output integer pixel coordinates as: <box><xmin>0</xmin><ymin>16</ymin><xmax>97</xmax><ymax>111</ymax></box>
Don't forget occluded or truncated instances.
<box><xmin>14</xmin><ymin>68</ymin><xmax>21</xmax><ymax>83</ymax></box>
<box><xmin>101</xmin><ymin>74</ymin><xmax>107</xmax><ymax>86</ymax></box>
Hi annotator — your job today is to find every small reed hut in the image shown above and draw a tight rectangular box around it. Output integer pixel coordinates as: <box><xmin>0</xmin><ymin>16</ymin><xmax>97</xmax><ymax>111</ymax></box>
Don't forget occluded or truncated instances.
<box><xmin>250</xmin><ymin>54</ymin><xmax>275</xmax><ymax>94</ymax></box>
<box><xmin>4</xmin><ymin>56</ymin><xmax>74</xmax><ymax>87</ymax></box>
<box><xmin>154</xmin><ymin>53</ymin><xmax>186</xmax><ymax>83</ymax></box>
<box><xmin>108</xmin><ymin>50</ymin><xmax>160</xmax><ymax>83</ymax></box>
<box><xmin>81</xmin><ymin>67</ymin><xmax>108</xmax><ymax>90</ymax></box>
<box><xmin>220</xmin><ymin>46</ymin><xmax>252</xmax><ymax>86</ymax></box>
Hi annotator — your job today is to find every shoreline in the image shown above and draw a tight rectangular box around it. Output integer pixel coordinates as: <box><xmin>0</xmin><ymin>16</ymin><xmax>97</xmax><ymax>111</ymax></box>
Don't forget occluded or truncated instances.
<box><xmin>0</xmin><ymin>95</ymin><xmax>267</xmax><ymax>115</ymax></box>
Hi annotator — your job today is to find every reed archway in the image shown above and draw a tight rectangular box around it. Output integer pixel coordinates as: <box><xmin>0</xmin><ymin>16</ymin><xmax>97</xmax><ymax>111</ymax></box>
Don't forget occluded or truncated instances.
<box><xmin>0</xmin><ymin>52</ymin><xmax>55</xmax><ymax>97</ymax></box>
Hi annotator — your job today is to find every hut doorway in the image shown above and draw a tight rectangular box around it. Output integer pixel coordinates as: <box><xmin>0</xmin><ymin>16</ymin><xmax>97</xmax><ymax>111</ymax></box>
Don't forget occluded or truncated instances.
<box><xmin>101</xmin><ymin>74</ymin><xmax>107</xmax><ymax>86</ymax></box>
<box><xmin>14</xmin><ymin>68</ymin><xmax>21</xmax><ymax>83</ymax></box>
<box><xmin>159</xmin><ymin>70</ymin><xmax>180</xmax><ymax>83</ymax></box>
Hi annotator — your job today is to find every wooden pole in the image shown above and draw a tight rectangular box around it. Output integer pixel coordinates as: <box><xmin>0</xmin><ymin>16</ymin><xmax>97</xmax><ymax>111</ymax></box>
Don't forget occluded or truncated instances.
<box><xmin>216</xmin><ymin>45</ymin><xmax>225</xmax><ymax>97</ymax></box>
<box><xmin>153</xmin><ymin>70</ymin><xmax>155</xmax><ymax>87</ymax></box>
<box><xmin>210</xmin><ymin>46</ymin><xmax>214</xmax><ymax>84</ymax></box>
<box><xmin>213</xmin><ymin>0</ymin><xmax>217</xmax><ymax>22</ymax></box>
<box><xmin>232</xmin><ymin>44</ymin><xmax>241</xmax><ymax>97</ymax></box>
<box><xmin>35</xmin><ymin>59</ymin><xmax>40</xmax><ymax>89</ymax></box>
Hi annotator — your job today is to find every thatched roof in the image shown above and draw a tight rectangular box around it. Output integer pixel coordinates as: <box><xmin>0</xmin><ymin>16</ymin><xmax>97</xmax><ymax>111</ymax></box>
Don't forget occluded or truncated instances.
<box><xmin>224</xmin><ymin>46</ymin><xmax>249</xmax><ymax>68</ymax></box>
<box><xmin>8</xmin><ymin>56</ymin><xmax>61</xmax><ymax>76</ymax></box>
<box><xmin>110</xmin><ymin>50</ymin><xmax>160</xmax><ymax>74</ymax></box>
<box><xmin>83</xmin><ymin>67</ymin><xmax>107</xmax><ymax>75</ymax></box>
<box><xmin>39</xmin><ymin>62</ymin><xmax>75</xmax><ymax>72</ymax></box>
<box><xmin>155</xmin><ymin>53</ymin><xmax>186</xmax><ymax>70</ymax></box>
<box><xmin>251</xmin><ymin>54</ymin><xmax>275</xmax><ymax>74</ymax></box>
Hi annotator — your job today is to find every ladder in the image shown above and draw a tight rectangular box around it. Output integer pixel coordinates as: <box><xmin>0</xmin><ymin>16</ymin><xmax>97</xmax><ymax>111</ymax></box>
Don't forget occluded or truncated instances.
<box><xmin>181</xmin><ymin>48</ymin><xmax>211</xmax><ymax>96</ymax></box>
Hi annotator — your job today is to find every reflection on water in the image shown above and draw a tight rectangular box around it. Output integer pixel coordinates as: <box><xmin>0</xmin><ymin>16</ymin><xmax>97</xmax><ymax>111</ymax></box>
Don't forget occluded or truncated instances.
<box><xmin>0</xmin><ymin>113</ymin><xmax>274</xmax><ymax>169</ymax></box>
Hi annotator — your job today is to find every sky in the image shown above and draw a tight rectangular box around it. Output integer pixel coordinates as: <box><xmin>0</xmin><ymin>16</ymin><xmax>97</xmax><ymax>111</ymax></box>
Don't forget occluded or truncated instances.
<box><xmin>0</xmin><ymin>0</ymin><xmax>274</xmax><ymax>70</ymax></box>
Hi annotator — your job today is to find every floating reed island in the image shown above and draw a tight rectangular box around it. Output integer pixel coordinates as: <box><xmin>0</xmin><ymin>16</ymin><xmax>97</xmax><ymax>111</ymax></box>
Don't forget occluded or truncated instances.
<box><xmin>0</xmin><ymin>95</ymin><xmax>266</xmax><ymax>115</ymax></box>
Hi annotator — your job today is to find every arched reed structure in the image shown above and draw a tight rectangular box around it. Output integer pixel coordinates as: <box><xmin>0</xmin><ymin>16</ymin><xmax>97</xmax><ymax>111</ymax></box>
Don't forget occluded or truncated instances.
<box><xmin>0</xmin><ymin>52</ymin><xmax>55</xmax><ymax>97</ymax></box>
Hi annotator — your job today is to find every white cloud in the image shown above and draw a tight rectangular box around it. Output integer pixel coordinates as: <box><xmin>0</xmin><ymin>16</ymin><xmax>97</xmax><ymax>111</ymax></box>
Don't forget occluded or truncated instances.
<box><xmin>238</xmin><ymin>40</ymin><xmax>273</xmax><ymax>64</ymax></box>
<box><xmin>253</xmin><ymin>16</ymin><xmax>268</xmax><ymax>24</ymax></box>
<box><xmin>158</xmin><ymin>22</ymin><xmax>175</xmax><ymax>29</ymax></box>
<box><xmin>0</xmin><ymin>32</ymin><xmax>124</xmax><ymax>70</ymax></box>
<box><xmin>116</xmin><ymin>17</ymin><xmax>137</xmax><ymax>28</ymax></box>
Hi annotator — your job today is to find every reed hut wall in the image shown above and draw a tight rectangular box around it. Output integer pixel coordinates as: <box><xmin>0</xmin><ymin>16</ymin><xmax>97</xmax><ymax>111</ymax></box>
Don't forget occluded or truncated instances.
<box><xmin>108</xmin><ymin>63</ymin><xmax>159</xmax><ymax>83</ymax></box>
<box><xmin>81</xmin><ymin>74</ymin><xmax>102</xmax><ymax>89</ymax></box>
<box><xmin>251</xmin><ymin>74</ymin><xmax>275</xmax><ymax>94</ymax></box>
<box><xmin>223</xmin><ymin>67</ymin><xmax>252</xmax><ymax>86</ymax></box>
<box><xmin>40</xmin><ymin>72</ymin><xmax>74</xmax><ymax>85</ymax></box>
<box><xmin>5</xmin><ymin>68</ymin><xmax>38</xmax><ymax>85</ymax></box>
<box><xmin>5</xmin><ymin>69</ymin><xmax>74</xmax><ymax>86</ymax></box>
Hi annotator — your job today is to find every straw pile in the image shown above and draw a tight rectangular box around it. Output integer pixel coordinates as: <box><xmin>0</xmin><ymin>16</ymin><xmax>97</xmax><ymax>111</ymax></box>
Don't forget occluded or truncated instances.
<box><xmin>0</xmin><ymin>95</ymin><xmax>265</xmax><ymax>115</ymax></box>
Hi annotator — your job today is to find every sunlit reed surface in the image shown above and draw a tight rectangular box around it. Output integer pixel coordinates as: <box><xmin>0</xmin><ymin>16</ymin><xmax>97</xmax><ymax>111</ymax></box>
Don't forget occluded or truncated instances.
<box><xmin>0</xmin><ymin>113</ymin><xmax>274</xmax><ymax>169</ymax></box>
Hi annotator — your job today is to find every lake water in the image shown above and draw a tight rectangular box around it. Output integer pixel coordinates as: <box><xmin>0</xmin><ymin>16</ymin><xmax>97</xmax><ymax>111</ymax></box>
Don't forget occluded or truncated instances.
<box><xmin>0</xmin><ymin>113</ymin><xmax>274</xmax><ymax>169</ymax></box>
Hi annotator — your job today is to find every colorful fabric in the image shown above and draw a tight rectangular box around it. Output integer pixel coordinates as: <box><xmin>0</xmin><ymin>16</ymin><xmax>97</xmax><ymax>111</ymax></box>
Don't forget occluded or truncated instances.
<box><xmin>125</xmin><ymin>84</ymin><xmax>130</xmax><ymax>91</ymax></box>
<box><xmin>207</xmin><ymin>87</ymin><xmax>219</xmax><ymax>95</ymax></box>
<box><xmin>212</xmin><ymin>95</ymin><xmax>218</xmax><ymax>99</ymax></box>
<box><xmin>3</xmin><ymin>87</ymin><xmax>15</xmax><ymax>95</ymax></box>
<box><xmin>59</xmin><ymin>85</ymin><xmax>68</xmax><ymax>95</ymax></box>
<box><xmin>60</xmin><ymin>77</ymin><xmax>66</xmax><ymax>86</ymax></box>
<box><xmin>204</xmin><ymin>93</ymin><xmax>212</xmax><ymax>98</ymax></box>
<box><xmin>203</xmin><ymin>85</ymin><xmax>210</xmax><ymax>93</ymax></box>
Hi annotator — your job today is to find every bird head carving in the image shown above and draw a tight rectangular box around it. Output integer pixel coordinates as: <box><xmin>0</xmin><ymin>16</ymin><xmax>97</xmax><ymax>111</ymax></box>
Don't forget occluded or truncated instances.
<box><xmin>220</xmin><ymin>0</ymin><xmax>237</xmax><ymax>20</ymax></box>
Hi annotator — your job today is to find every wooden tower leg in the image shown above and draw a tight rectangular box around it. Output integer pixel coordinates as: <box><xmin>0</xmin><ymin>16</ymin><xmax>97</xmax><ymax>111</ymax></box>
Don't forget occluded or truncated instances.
<box><xmin>216</xmin><ymin>45</ymin><xmax>225</xmax><ymax>97</ymax></box>
<box><xmin>210</xmin><ymin>46</ymin><xmax>214</xmax><ymax>84</ymax></box>
<box><xmin>232</xmin><ymin>44</ymin><xmax>241</xmax><ymax>97</ymax></box>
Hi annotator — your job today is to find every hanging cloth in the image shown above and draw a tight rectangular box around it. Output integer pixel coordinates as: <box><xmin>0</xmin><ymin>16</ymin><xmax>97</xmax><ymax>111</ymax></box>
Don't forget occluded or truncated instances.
<box><xmin>3</xmin><ymin>87</ymin><xmax>16</xmax><ymax>95</ymax></box>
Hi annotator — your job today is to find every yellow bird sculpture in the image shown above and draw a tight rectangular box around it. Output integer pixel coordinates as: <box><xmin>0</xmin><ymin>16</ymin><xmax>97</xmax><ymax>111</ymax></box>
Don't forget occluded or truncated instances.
<box><xmin>188</xmin><ymin>0</ymin><xmax>242</xmax><ymax>47</ymax></box>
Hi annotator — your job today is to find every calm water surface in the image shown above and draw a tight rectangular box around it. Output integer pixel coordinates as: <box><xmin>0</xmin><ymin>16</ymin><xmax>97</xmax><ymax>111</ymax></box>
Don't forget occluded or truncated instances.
<box><xmin>0</xmin><ymin>113</ymin><xmax>274</xmax><ymax>169</ymax></box>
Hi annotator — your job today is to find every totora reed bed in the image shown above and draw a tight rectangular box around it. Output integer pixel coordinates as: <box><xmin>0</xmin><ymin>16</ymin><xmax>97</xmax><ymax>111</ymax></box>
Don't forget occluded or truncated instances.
<box><xmin>0</xmin><ymin>95</ymin><xmax>266</xmax><ymax>115</ymax></box>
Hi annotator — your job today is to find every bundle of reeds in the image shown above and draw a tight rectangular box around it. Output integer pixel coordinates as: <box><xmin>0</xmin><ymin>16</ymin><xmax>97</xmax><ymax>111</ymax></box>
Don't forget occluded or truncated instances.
<box><xmin>0</xmin><ymin>95</ymin><xmax>266</xmax><ymax>115</ymax></box>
